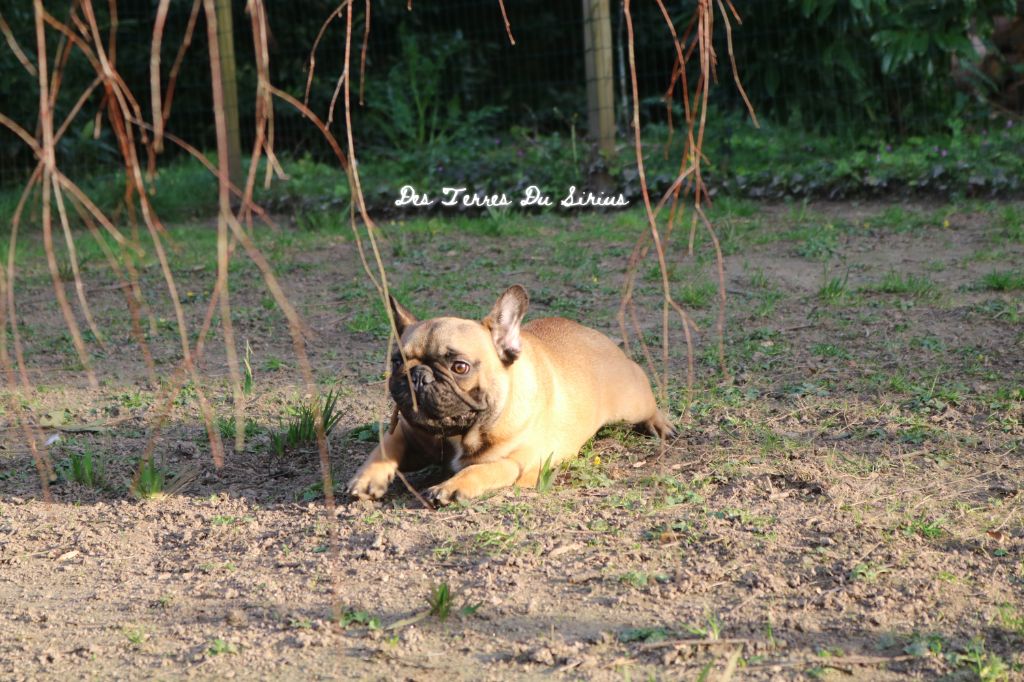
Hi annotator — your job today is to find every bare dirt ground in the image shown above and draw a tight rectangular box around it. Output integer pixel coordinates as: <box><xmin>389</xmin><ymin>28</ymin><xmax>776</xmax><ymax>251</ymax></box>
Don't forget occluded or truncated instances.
<box><xmin>1</xmin><ymin>200</ymin><xmax>1022</xmax><ymax>680</ymax></box>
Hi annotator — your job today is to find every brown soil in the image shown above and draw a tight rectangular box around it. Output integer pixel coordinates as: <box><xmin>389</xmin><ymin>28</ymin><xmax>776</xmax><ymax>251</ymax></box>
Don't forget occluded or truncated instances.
<box><xmin>1</xmin><ymin>200</ymin><xmax>1022</xmax><ymax>680</ymax></box>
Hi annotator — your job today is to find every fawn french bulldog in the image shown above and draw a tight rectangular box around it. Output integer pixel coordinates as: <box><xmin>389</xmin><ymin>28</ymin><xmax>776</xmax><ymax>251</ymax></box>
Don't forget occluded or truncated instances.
<box><xmin>348</xmin><ymin>285</ymin><xmax>673</xmax><ymax>504</ymax></box>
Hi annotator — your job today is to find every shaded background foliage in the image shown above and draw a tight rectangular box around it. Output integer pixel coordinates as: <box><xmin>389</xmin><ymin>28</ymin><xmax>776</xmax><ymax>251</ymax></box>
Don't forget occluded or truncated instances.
<box><xmin>1</xmin><ymin>0</ymin><xmax>1022</xmax><ymax>195</ymax></box>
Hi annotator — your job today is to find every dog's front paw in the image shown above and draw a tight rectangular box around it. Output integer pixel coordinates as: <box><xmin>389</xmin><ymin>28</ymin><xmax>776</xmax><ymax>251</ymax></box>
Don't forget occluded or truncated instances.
<box><xmin>423</xmin><ymin>480</ymin><xmax>467</xmax><ymax>506</ymax></box>
<box><xmin>347</xmin><ymin>461</ymin><xmax>396</xmax><ymax>501</ymax></box>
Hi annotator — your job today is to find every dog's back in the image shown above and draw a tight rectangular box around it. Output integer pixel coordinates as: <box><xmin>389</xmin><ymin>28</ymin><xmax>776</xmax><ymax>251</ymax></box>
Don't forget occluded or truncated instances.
<box><xmin>522</xmin><ymin>317</ymin><xmax>668</xmax><ymax>451</ymax></box>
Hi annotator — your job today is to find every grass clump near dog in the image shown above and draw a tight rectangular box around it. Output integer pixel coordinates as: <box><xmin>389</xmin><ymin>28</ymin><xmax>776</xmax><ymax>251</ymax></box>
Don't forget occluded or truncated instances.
<box><xmin>270</xmin><ymin>389</ymin><xmax>343</xmax><ymax>456</ymax></box>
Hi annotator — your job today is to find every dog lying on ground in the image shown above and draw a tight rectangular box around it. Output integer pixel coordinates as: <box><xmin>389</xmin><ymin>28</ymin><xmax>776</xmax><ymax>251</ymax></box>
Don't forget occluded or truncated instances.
<box><xmin>347</xmin><ymin>285</ymin><xmax>673</xmax><ymax>504</ymax></box>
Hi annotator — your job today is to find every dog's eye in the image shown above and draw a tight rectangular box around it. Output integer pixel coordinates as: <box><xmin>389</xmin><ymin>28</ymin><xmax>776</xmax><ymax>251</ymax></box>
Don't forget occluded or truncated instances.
<box><xmin>451</xmin><ymin>360</ymin><xmax>471</xmax><ymax>375</ymax></box>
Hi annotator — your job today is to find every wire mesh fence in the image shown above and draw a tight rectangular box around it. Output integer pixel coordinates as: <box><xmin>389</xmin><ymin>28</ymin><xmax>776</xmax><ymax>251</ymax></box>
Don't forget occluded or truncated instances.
<box><xmin>3</xmin><ymin>1</ymin><xmax>1018</xmax><ymax>190</ymax></box>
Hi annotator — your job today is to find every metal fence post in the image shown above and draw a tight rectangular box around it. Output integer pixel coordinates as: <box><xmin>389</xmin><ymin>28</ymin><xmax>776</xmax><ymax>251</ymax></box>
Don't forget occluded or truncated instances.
<box><xmin>215</xmin><ymin>0</ymin><xmax>243</xmax><ymax>190</ymax></box>
<box><xmin>582</xmin><ymin>0</ymin><xmax>615</xmax><ymax>156</ymax></box>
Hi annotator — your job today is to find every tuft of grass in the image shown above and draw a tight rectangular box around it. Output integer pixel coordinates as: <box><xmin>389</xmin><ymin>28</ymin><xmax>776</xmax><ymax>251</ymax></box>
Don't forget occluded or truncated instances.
<box><xmin>996</xmin><ymin>603</ymin><xmax>1024</xmax><ymax>637</ymax></box>
<box><xmin>902</xmin><ymin>516</ymin><xmax>945</xmax><ymax>539</ymax></box>
<box><xmin>850</xmin><ymin>562</ymin><xmax>892</xmax><ymax>582</ymax></box>
<box><xmin>685</xmin><ymin>612</ymin><xmax>724</xmax><ymax>640</ymax></box>
<box><xmin>57</xmin><ymin>259</ymin><xmax>75</xmax><ymax>282</ymax></box>
<box><xmin>270</xmin><ymin>389</ymin><xmax>344</xmax><ymax>455</ymax></box>
<box><xmin>65</xmin><ymin>449</ymin><xmax>103</xmax><ymax>487</ymax></box>
<box><xmin>207</xmin><ymin>638</ymin><xmax>237</xmax><ymax>656</ymax></box>
<box><xmin>676</xmin><ymin>281</ymin><xmax>718</xmax><ymax>308</ymax></box>
<box><xmin>812</xmin><ymin>343</ymin><xmax>851</xmax><ymax>359</ymax></box>
<box><xmin>955</xmin><ymin>639</ymin><xmax>1010</xmax><ymax>682</ymax></box>
<box><xmin>428</xmin><ymin>582</ymin><xmax>453</xmax><ymax>621</ymax></box>
<box><xmin>997</xmin><ymin>205</ymin><xmax>1024</xmax><ymax>242</ymax></box>
<box><xmin>473</xmin><ymin>529</ymin><xmax>518</xmax><ymax>556</ymax></box>
<box><xmin>818</xmin><ymin>272</ymin><xmax>849</xmax><ymax>304</ymax></box>
<box><xmin>216</xmin><ymin>416</ymin><xmax>261</xmax><ymax>442</ymax></box>
<box><xmin>535</xmin><ymin>453</ymin><xmax>556</xmax><ymax>493</ymax></box>
<box><xmin>123</xmin><ymin>627</ymin><xmax>147</xmax><ymax>647</ymax></box>
<box><xmin>978</xmin><ymin>270</ymin><xmax>1024</xmax><ymax>292</ymax></box>
<box><xmin>865</xmin><ymin>271</ymin><xmax>938</xmax><ymax>298</ymax></box>
<box><xmin>131</xmin><ymin>458</ymin><xmax>166</xmax><ymax>499</ymax></box>
<box><xmin>339</xmin><ymin>609</ymin><xmax>381</xmax><ymax>630</ymax></box>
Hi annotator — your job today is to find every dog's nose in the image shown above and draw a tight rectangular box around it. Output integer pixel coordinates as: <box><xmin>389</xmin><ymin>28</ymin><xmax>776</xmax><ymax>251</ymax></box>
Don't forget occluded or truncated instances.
<box><xmin>411</xmin><ymin>365</ymin><xmax>434</xmax><ymax>391</ymax></box>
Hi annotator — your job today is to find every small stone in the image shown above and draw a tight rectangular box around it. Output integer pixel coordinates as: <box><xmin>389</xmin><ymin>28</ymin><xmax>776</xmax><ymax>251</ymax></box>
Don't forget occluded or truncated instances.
<box><xmin>226</xmin><ymin>609</ymin><xmax>247</xmax><ymax>626</ymax></box>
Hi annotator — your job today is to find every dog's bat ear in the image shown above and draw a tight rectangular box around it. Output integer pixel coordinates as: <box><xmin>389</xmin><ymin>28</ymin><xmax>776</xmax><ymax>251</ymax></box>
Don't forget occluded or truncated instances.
<box><xmin>389</xmin><ymin>294</ymin><xmax>418</xmax><ymax>336</ymax></box>
<box><xmin>484</xmin><ymin>285</ymin><xmax>529</xmax><ymax>363</ymax></box>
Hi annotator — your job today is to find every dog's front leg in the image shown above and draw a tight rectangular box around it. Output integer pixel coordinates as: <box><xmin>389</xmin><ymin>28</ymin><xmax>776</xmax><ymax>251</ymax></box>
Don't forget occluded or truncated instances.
<box><xmin>347</xmin><ymin>417</ymin><xmax>409</xmax><ymax>500</ymax></box>
<box><xmin>424</xmin><ymin>458</ymin><xmax>521</xmax><ymax>505</ymax></box>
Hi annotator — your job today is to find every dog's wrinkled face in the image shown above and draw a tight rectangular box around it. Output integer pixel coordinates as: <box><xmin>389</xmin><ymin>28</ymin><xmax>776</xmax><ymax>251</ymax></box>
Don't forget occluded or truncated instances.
<box><xmin>387</xmin><ymin>287</ymin><xmax>528</xmax><ymax>436</ymax></box>
<box><xmin>389</xmin><ymin>318</ymin><xmax>496</xmax><ymax>434</ymax></box>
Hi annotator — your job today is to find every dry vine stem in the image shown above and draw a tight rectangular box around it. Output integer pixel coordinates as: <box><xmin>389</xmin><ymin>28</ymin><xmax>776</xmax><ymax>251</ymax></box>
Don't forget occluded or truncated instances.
<box><xmin>617</xmin><ymin>0</ymin><xmax>757</xmax><ymax>418</ymax></box>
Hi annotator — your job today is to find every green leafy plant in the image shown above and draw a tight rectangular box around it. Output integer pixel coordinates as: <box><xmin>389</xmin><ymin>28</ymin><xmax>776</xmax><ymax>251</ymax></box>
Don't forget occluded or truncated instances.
<box><xmin>365</xmin><ymin>27</ymin><xmax>501</xmax><ymax>151</ymax></box>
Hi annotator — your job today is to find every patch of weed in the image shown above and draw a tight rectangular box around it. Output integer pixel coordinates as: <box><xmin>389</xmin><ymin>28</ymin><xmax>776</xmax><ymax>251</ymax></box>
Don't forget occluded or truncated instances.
<box><xmin>902</xmin><ymin>516</ymin><xmax>945</xmax><ymax>539</ymax></box>
<box><xmin>131</xmin><ymin>458</ymin><xmax>166</xmax><ymax>499</ymax></box>
<box><xmin>428</xmin><ymin>582</ymin><xmax>453</xmax><ymax>621</ymax></box>
<box><xmin>61</xmin><ymin>448</ymin><xmax>103</xmax><ymax>487</ymax></box>
<box><xmin>978</xmin><ymin>270</ymin><xmax>1024</xmax><ymax>292</ymax></box>
<box><xmin>270</xmin><ymin>389</ymin><xmax>343</xmax><ymax>455</ymax></box>
<box><xmin>812</xmin><ymin>343</ymin><xmax>851</xmax><ymax>359</ymax></box>
<box><xmin>535</xmin><ymin>453</ymin><xmax>556</xmax><ymax>493</ymax></box>
<box><xmin>340</xmin><ymin>609</ymin><xmax>381</xmax><ymax>630</ymax></box>
<box><xmin>818</xmin><ymin>271</ymin><xmax>849</xmax><ymax>304</ymax></box>
<box><xmin>207</xmin><ymin>638</ymin><xmax>237</xmax><ymax>656</ymax></box>
<box><xmin>864</xmin><ymin>271</ymin><xmax>938</xmax><ymax>298</ymax></box>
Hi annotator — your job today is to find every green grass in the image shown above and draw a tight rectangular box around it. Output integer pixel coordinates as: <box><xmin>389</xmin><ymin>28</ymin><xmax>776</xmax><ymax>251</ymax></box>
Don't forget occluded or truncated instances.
<box><xmin>864</xmin><ymin>271</ymin><xmax>938</xmax><ymax>298</ymax></box>
<box><xmin>428</xmin><ymin>582</ymin><xmax>453</xmax><ymax>621</ymax></box>
<box><xmin>270</xmin><ymin>389</ymin><xmax>344</xmax><ymax>455</ymax></box>
<box><xmin>123</xmin><ymin>627</ymin><xmax>147</xmax><ymax>646</ymax></box>
<box><xmin>63</xmin><ymin>449</ymin><xmax>103</xmax><ymax>487</ymax></box>
<box><xmin>902</xmin><ymin>516</ymin><xmax>945</xmax><ymax>539</ymax></box>
<box><xmin>535</xmin><ymin>453</ymin><xmax>556</xmax><ymax>493</ymax></box>
<box><xmin>131</xmin><ymin>458</ymin><xmax>166</xmax><ymax>500</ymax></box>
<box><xmin>216</xmin><ymin>416</ymin><xmax>261</xmax><ymax>442</ymax></box>
<box><xmin>812</xmin><ymin>343</ymin><xmax>850</xmax><ymax>359</ymax></box>
<box><xmin>818</xmin><ymin>271</ymin><xmax>849</xmax><ymax>304</ymax></box>
<box><xmin>207</xmin><ymin>638</ymin><xmax>237</xmax><ymax>656</ymax></box>
<box><xmin>978</xmin><ymin>270</ymin><xmax>1024</xmax><ymax>292</ymax></box>
<box><xmin>339</xmin><ymin>609</ymin><xmax>381</xmax><ymax>630</ymax></box>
